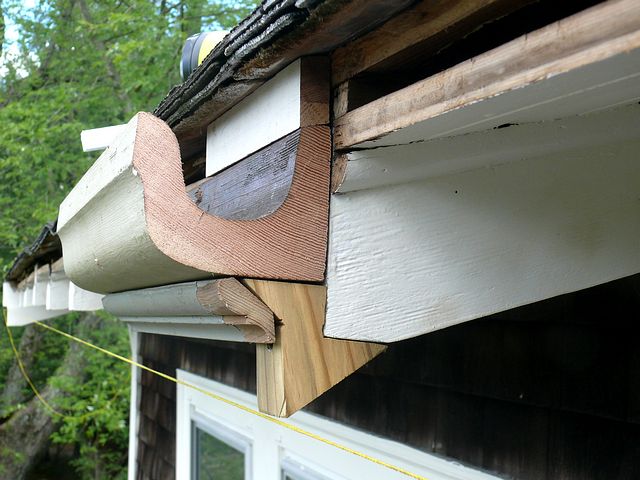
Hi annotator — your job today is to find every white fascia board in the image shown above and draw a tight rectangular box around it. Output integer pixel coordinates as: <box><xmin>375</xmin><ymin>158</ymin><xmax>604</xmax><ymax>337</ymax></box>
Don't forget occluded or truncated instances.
<box><xmin>338</xmin><ymin>103</ymin><xmax>640</xmax><ymax>193</ymax></box>
<box><xmin>326</xmin><ymin>135</ymin><xmax>640</xmax><ymax>342</ymax></box>
<box><xmin>206</xmin><ymin>60</ymin><xmax>301</xmax><ymax>176</ymax></box>
<box><xmin>6</xmin><ymin>306</ymin><xmax>68</xmax><ymax>327</ymax></box>
<box><xmin>3</xmin><ymin>271</ymin><xmax>101</xmax><ymax>327</ymax></box>
<box><xmin>81</xmin><ymin>124</ymin><xmax>127</xmax><ymax>152</ymax></box>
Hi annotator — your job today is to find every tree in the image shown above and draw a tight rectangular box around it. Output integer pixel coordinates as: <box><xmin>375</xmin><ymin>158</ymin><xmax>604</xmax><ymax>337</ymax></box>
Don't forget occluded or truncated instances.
<box><xmin>0</xmin><ymin>1</ymin><xmax>258</xmax><ymax>478</ymax></box>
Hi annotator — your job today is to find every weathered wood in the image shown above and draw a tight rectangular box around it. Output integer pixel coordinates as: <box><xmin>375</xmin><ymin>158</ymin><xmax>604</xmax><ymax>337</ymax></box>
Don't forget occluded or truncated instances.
<box><xmin>105</xmin><ymin>278</ymin><xmax>275</xmax><ymax>343</ymax></box>
<box><xmin>331</xmin><ymin>0</ymin><xmax>532</xmax><ymax>86</ymax></box>
<box><xmin>57</xmin><ymin>113</ymin><xmax>331</xmax><ymax>294</ymax></box>
<box><xmin>189</xmin><ymin>130</ymin><xmax>298</xmax><ymax>220</ymax></box>
<box><xmin>325</xmin><ymin>137</ymin><xmax>640</xmax><ymax>342</ymax></box>
<box><xmin>206</xmin><ymin>57</ymin><xmax>329</xmax><ymax>177</ymax></box>
<box><xmin>245</xmin><ymin>279</ymin><xmax>386</xmax><ymax>417</ymax></box>
<box><xmin>334</xmin><ymin>0</ymin><xmax>640</xmax><ymax>149</ymax></box>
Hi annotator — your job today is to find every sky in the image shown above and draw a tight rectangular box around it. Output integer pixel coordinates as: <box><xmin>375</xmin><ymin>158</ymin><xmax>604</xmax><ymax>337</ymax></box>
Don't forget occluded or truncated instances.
<box><xmin>1</xmin><ymin>0</ymin><xmax>37</xmax><ymax>78</ymax></box>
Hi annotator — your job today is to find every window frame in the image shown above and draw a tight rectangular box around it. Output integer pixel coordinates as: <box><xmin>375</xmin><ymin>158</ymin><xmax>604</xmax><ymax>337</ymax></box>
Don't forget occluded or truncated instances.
<box><xmin>190</xmin><ymin>410</ymin><xmax>252</xmax><ymax>480</ymax></box>
<box><xmin>176</xmin><ymin>369</ymin><xmax>501</xmax><ymax>480</ymax></box>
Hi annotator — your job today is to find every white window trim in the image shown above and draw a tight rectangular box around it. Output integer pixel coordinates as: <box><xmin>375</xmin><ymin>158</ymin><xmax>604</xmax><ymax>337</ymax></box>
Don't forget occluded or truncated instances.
<box><xmin>191</xmin><ymin>410</ymin><xmax>252</xmax><ymax>480</ymax></box>
<box><xmin>176</xmin><ymin>369</ymin><xmax>502</xmax><ymax>480</ymax></box>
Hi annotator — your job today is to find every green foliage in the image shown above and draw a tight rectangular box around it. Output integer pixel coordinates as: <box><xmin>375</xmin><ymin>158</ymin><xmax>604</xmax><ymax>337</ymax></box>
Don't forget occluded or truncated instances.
<box><xmin>0</xmin><ymin>0</ymin><xmax>259</xmax><ymax>477</ymax></box>
<box><xmin>50</xmin><ymin>312</ymin><xmax>131</xmax><ymax>480</ymax></box>
<box><xmin>0</xmin><ymin>325</ymin><xmax>23</xmax><ymax>394</ymax></box>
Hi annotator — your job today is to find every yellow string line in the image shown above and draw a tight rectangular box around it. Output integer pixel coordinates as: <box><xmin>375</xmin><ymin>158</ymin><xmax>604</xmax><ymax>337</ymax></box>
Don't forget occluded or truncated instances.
<box><xmin>2</xmin><ymin>309</ymin><xmax>126</xmax><ymax>421</ymax></box>
<box><xmin>32</xmin><ymin>320</ymin><xmax>428</xmax><ymax>480</ymax></box>
<box><xmin>3</xmin><ymin>312</ymin><xmax>65</xmax><ymax>417</ymax></box>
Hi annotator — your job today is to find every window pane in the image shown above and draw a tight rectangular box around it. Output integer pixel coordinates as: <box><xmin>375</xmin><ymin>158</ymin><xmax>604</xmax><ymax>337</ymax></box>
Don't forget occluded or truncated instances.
<box><xmin>195</xmin><ymin>427</ymin><xmax>244</xmax><ymax>480</ymax></box>
<box><xmin>281</xmin><ymin>458</ymin><xmax>332</xmax><ymax>480</ymax></box>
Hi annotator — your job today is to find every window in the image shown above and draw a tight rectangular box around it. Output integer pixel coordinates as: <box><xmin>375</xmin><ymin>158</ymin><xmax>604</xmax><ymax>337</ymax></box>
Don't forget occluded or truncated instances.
<box><xmin>176</xmin><ymin>370</ymin><xmax>500</xmax><ymax>480</ymax></box>
<box><xmin>280</xmin><ymin>457</ymin><xmax>334</xmax><ymax>480</ymax></box>
<box><xmin>191</xmin><ymin>411</ymin><xmax>250</xmax><ymax>480</ymax></box>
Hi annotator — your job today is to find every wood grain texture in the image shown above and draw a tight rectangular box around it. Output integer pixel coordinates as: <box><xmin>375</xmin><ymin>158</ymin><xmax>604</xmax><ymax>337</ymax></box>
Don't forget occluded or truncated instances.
<box><xmin>331</xmin><ymin>0</ymin><xmax>530</xmax><ymax>85</ymax></box>
<box><xmin>104</xmin><ymin>278</ymin><xmax>275</xmax><ymax>343</ymax></box>
<box><xmin>58</xmin><ymin>113</ymin><xmax>331</xmax><ymax>294</ymax></box>
<box><xmin>325</xmin><ymin>138</ymin><xmax>640</xmax><ymax>342</ymax></box>
<box><xmin>188</xmin><ymin>130</ymin><xmax>298</xmax><ymax>220</ymax></box>
<box><xmin>334</xmin><ymin>0</ymin><xmax>640</xmax><ymax>149</ymax></box>
<box><xmin>244</xmin><ymin>279</ymin><xmax>386</xmax><ymax>417</ymax></box>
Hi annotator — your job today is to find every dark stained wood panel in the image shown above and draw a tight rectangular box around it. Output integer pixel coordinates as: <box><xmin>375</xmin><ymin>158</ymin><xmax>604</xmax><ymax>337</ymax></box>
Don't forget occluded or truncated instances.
<box><xmin>187</xmin><ymin>130</ymin><xmax>298</xmax><ymax>220</ymax></box>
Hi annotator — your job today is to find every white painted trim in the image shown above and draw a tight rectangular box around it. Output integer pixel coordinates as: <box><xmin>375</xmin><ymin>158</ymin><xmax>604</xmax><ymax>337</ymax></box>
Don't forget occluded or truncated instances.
<box><xmin>326</xmin><ymin>136</ymin><xmax>640</xmax><ymax>342</ymax></box>
<box><xmin>2</xmin><ymin>281</ymin><xmax>21</xmax><ymax>309</ymax></box>
<box><xmin>3</xmin><ymin>269</ymin><xmax>102</xmax><ymax>327</ymax></box>
<box><xmin>121</xmin><ymin>321</ymin><xmax>246</xmax><ymax>343</ymax></box>
<box><xmin>127</xmin><ymin>326</ymin><xmax>140</xmax><ymax>480</ymax></box>
<box><xmin>176</xmin><ymin>370</ymin><xmax>501</xmax><ymax>480</ymax></box>
<box><xmin>68</xmin><ymin>282</ymin><xmax>104</xmax><ymax>311</ymax></box>
<box><xmin>103</xmin><ymin>281</ymin><xmax>219</xmax><ymax>317</ymax></box>
<box><xmin>338</xmin><ymin>104</ymin><xmax>640</xmax><ymax>193</ymax></box>
<box><xmin>191</xmin><ymin>410</ymin><xmax>253</xmax><ymax>480</ymax></box>
<box><xmin>81</xmin><ymin>124</ymin><xmax>126</xmax><ymax>152</ymax></box>
<box><xmin>4</xmin><ymin>279</ymin><xmax>67</xmax><ymax>326</ymax></box>
<box><xmin>60</xmin><ymin>116</ymin><xmax>139</xmax><ymax>230</ymax></box>
<box><xmin>206</xmin><ymin>60</ymin><xmax>301</xmax><ymax>176</ymax></box>
<box><xmin>46</xmin><ymin>275</ymin><xmax>69</xmax><ymax>311</ymax></box>
<box><xmin>6</xmin><ymin>306</ymin><xmax>68</xmax><ymax>327</ymax></box>
<box><xmin>32</xmin><ymin>266</ymin><xmax>48</xmax><ymax>306</ymax></box>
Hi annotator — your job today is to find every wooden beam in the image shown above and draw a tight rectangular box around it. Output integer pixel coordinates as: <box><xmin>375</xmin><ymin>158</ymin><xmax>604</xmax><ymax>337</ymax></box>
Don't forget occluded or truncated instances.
<box><xmin>331</xmin><ymin>0</ymin><xmax>531</xmax><ymax>86</ymax></box>
<box><xmin>104</xmin><ymin>278</ymin><xmax>275</xmax><ymax>343</ymax></box>
<box><xmin>334</xmin><ymin>0</ymin><xmax>640</xmax><ymax>149</ymax></box>
<box><xmin>57</xmin><ymin>113</ymin><xmax>331</xmax><ymax>294</ymax></box>
<box><xmin>245</xmin><ymin>279</ymin><xmax>386</xmax><ymax>417</ymax></box>
<box><xmin>325</xmin><ymin>136</ymin><xmax>640</xmax><ymax>342</ymax></box>
<box><xmin>68</xmin><ymin>282</ymin><xmax>104</xmax><ymax>311</ymax></box>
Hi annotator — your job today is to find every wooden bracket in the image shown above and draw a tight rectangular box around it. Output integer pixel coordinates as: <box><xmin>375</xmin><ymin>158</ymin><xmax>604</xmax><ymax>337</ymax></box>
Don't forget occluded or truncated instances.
<box><xmin>243</xmin><ymin>279</ymin><xmax>386</xmax><ymax>417</ymax></box>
